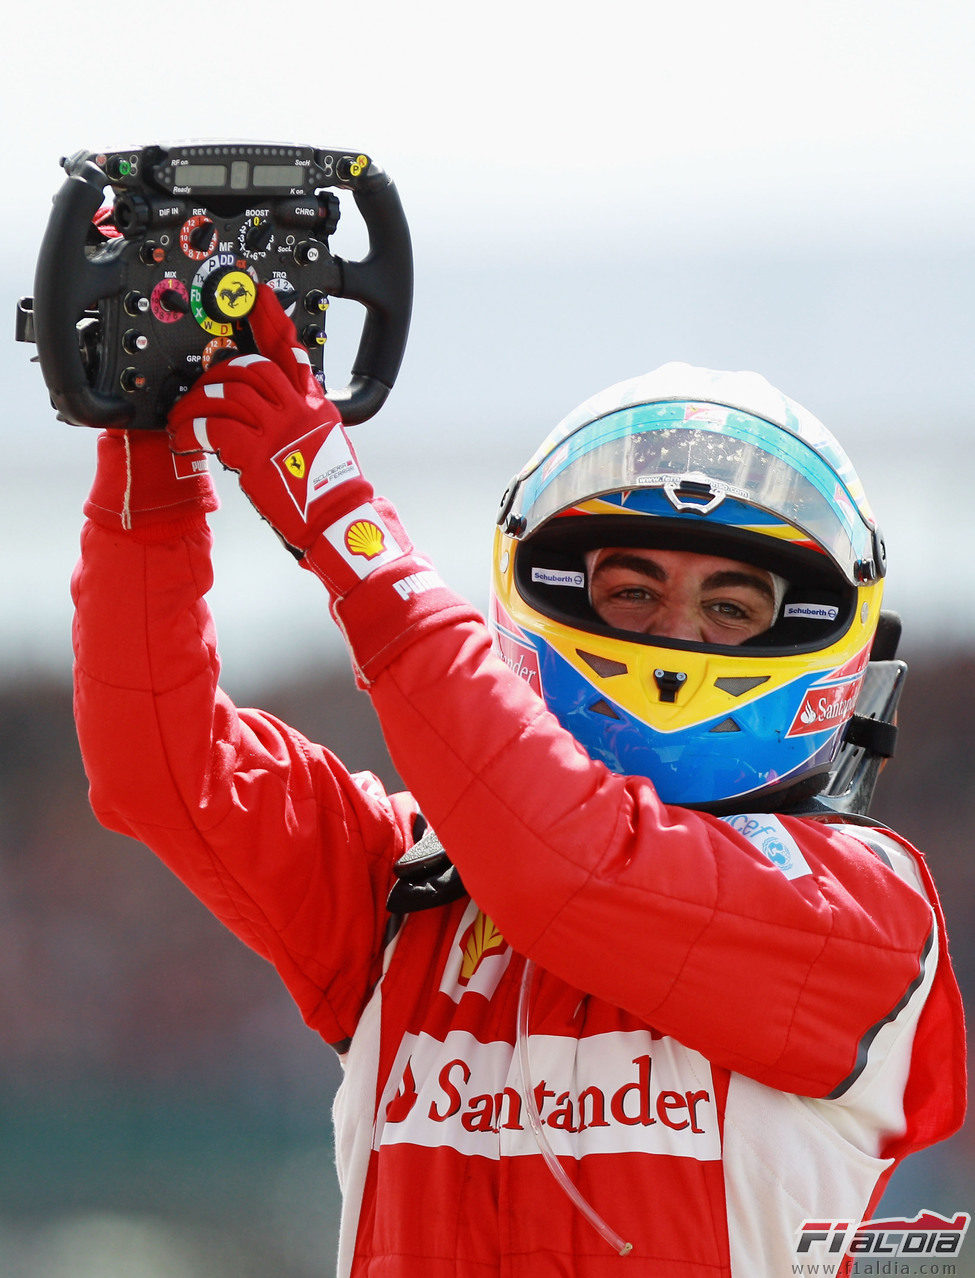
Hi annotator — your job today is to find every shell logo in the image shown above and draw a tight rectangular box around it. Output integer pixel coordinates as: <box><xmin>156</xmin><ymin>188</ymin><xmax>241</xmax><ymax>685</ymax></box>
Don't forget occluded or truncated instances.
<box><xmin>458</xmin><ymin>912</ymin><xmax>507</xmax><ymax>985</ymax></box>
<box><xmin>344</xmin><ymin>519</ymin><xmax>387</xmax><ymax>559</ymax></box>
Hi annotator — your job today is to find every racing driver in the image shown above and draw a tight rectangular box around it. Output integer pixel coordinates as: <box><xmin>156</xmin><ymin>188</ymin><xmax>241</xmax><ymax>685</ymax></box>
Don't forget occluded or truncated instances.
<box><xmin>71</xmin><ymin>286</ymin><xmax>966</xmax><ymax>1276</ymax></box>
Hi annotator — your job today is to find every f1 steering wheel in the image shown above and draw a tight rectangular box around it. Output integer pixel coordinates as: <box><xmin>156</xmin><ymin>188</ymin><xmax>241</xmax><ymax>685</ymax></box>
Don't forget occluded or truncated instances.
<box><xmin>18</xmin><ymin>143</ymin><xmax>413</xmax><ymax>429</ymax></box>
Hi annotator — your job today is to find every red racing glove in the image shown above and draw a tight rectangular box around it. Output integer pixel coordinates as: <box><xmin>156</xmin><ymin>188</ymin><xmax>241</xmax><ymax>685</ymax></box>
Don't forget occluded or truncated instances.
<box><xmin>168</xmin><ymin>284</ymin><xmax>478</xmax><ymax>685</ymax></box>
<box><xmin>167</xmin><ymin>283</ymin><xmax>415</xmax><ymax>601</ymax></box>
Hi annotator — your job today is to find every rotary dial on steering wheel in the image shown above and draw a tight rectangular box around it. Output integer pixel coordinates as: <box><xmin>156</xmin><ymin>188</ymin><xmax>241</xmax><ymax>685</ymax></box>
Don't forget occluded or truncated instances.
<box><xmin>189</xmin><ymin>253</ymin><xmax>259</xmax><ymax>336</ymax></box>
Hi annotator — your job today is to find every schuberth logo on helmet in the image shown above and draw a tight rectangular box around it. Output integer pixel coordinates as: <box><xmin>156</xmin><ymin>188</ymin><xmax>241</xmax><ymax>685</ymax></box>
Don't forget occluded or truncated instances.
<box><xmin>532</xmin><ymin>567</ymin><xmax>585</xmax><ymax>589</ymax></box>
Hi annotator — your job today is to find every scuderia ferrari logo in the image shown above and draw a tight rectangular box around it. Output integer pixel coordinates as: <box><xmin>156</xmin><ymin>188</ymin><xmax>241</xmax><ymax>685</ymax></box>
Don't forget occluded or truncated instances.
<box><xmin>213</xmin><ymin>269</ymin><xmax>257</xmax><ymax>319</ymax></box>
<box><xmin>272</xmin><ymin>426</ymin><xmax>359</xmax><ymax>519</ymax></box>
<box><xmin>284</xmin><ymin>450</ymin><xmax>306</xmax><ymax>478</ymax></box>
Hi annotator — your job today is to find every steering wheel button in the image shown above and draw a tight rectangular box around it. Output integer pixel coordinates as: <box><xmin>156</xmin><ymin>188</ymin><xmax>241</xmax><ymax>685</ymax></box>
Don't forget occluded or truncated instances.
<box><xmin>122</xmin><ymin>329</ymin><xmax>149</xmax><ymax>354</ymax></box>
<box><xmin>294</xmin><ymin>240</ymin><xmax>321</xmax><ymax>266</ymax></box>
<box><xmin>120</xmin><ymin>367</ymin><xmax>148</xmax><ymax>393</ymax></box>
<box><xmin>304</xmin><ymin>289</ymin><xmax>329</xmax><ymax>314</ymax></box>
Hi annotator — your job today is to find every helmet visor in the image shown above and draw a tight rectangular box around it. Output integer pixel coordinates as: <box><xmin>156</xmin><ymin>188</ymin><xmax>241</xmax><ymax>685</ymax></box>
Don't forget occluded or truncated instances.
<box><xmin>506</xmin><ymin>404</ymin><xmax>882</xmax><ymax>585</ymax></box>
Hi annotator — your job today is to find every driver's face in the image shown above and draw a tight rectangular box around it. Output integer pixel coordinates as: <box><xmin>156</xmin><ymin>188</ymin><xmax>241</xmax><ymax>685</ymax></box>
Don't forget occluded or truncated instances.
<box><xmin>588</xmin><ymin>547</ymin><xmax>778</xmax><ymax>644</ymax></box>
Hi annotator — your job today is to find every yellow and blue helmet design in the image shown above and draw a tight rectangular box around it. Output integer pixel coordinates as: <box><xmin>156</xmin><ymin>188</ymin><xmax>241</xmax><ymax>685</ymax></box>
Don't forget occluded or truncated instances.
<box><xmin>490</xmin><ymin>364</ymin><xmax>887</xmax><ymax>811</ymax></box>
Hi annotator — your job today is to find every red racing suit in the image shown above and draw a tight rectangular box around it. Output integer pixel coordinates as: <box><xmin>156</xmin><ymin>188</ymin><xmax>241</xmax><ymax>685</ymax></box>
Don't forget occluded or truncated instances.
<box><xmin>71</xmin><ymin>437</ymin><xmax>966</xmax><ymax>1277</ymax></box>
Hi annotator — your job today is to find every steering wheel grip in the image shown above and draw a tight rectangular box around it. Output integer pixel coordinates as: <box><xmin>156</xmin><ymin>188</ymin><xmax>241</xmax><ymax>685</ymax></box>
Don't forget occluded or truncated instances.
<box><xmin>33</xmin><ymin>162</ymin><xmax>133</xmax><ymax>428</ymax></box>
<box><xmin>330</xmin><ymin>165</ymin><xmax>413</xmax><ymax>425</ymax></box>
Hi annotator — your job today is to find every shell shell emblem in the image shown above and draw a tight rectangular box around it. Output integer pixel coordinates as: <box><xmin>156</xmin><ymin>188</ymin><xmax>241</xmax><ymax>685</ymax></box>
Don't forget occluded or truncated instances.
<box><xmin>345</xmin><ymin>519</ymin><xmax>387</xmax><ymax>560</ymax></box>
<box><xmin>458</xmin><ymin>912</ymin><xmax>507</xmax><ymax>984</ymax></box>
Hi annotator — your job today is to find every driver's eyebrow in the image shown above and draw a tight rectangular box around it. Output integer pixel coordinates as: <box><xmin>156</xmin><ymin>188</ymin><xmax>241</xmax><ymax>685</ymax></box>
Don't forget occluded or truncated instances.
<box><xmin>590</xmin><ymin>552</ymin><xmax>667</xmax><ymax>581</ymax></box>
<box><xmin>700</xmin><ymin>570</ymin><xmax>775</xmax><ymax>602</ymax></box>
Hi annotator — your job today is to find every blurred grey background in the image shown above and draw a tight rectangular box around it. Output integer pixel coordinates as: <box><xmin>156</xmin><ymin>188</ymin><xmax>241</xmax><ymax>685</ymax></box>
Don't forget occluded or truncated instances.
<box><xmin>1</xmin><ymin>1</ymin><xmax>973</xmax><ymax>1272</ymax></box>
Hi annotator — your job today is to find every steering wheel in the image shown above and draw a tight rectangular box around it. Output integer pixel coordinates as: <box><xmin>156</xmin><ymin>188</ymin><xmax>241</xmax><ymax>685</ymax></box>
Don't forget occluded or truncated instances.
<box><xmin>24</xmin><ymin>144</ymin><xmax>413</xmax><ymax>429</ymax></box>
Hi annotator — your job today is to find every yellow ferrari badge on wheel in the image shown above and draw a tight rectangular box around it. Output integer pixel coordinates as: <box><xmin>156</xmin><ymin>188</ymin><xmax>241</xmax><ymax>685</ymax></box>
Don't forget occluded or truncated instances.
<box><xmin>213</xmin><ymin>270</ymin><xmax>257</xmax><ymax>320</ymax></box>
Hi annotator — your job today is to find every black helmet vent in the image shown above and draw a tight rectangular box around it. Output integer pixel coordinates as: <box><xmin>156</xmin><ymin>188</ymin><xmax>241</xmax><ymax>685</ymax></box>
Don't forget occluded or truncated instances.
<box><xmin>577</xmin><ymin>650</ymin><xmax>628</xmax><ymax>679</ymax></box>
<box><xmin>714</xmin><ymin>675</ymin><xmax>771</xmax><ymax>697</ymax></box>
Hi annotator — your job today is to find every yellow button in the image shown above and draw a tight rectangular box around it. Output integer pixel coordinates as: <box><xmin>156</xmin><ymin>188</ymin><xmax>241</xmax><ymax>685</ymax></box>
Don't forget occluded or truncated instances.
<box><xmin>213</xmin><ymin>270</ymin><xmax>257</xmax><ymax>320</ymax></box>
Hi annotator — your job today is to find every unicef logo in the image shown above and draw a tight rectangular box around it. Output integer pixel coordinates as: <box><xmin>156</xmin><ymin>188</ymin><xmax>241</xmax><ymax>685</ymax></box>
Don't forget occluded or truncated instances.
<box><xmin>724</xmin><ymin>814</ymin><xmax>810</xmax><ymax>880</ymax></box>
<box><xmin>759</xmin><ymin>833</ymin><xmax>791</xmax><ymax>869</ymax></box>
<box><xmin>740</xmin><ymin>821</ymin><xmax>793</xmax><ymax>869</ymax></box>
